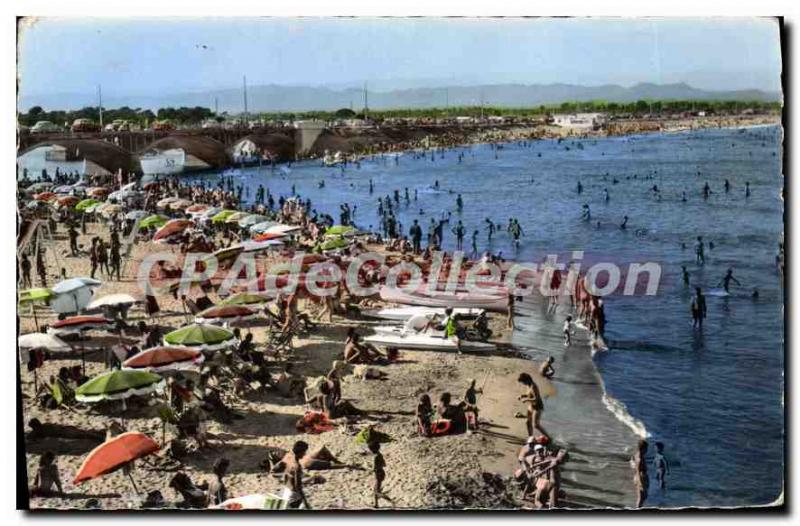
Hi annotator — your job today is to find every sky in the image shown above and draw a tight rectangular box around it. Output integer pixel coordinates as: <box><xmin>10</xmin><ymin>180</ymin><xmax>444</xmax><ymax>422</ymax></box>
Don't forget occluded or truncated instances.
<box><xmin>18</xmin><ymin>17</ymin><xmax>782</xmax><ymax>100</ymax></box>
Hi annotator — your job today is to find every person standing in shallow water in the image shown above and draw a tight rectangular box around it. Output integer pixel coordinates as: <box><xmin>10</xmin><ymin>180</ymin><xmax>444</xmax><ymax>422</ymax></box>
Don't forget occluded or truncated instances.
<box><xmin>691</xmin><ymin>287</ymin><xmax>707</xmax><ymax>330</ymax></box>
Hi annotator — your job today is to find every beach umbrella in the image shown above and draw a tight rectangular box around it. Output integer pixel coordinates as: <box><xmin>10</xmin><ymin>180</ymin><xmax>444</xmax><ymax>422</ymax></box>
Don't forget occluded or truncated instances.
<box><xmin>220</xmin><ymin>292</ymin><xmax>273</xmax><ymax>306</ymax></box>
<box><xmin>56</xmin><ymin>195</ymin><xmax>80</xmax><ymax>208</ymax></box>
<box><xmin>195</xmin><ymin>304</ymin><xmax>258</xmax><ymax>325</ymax></box>
<box><xmin>324</xmin><ymin>225</ymin><xmax>356</xmax><ymax>237</ymax></box>
<box><xmin>156</xmin><ymin>196</ymin><xmax>180</xmax><ymax>209</ymax></box>
<box><xmin>238</xmin><ymin>214</ymin><xmax>269</xmax><ymax>228</ymax></box>
<box><xmin>319</xmin><ymin>236</ymin><xmax>349</xmax><ymax>251</ymax></box>
<box><xmin>19</xmin><ymin>288</ymin><xmax>54</xmax><ymax>331</ymax></box>
<box><xmin>168</xmin><ymin>198</ymin><xmax>194</xmax><ymax>211</ymax></box>
<box><xmin>237</xmin><ymin>239</ymin><xmax>284</xmax><ymax>253</ymax></box>
<box><xmin>224</xmin><ymin>212</ymin><xmax>249</xmax><ymax>224</ymax></box>
<box><xmin>263</xmin><ymin>224</ymin><xmax>302</xmax><ymax>236</ymax></box>
<box><xmin>87</xmin><ymin>187</ymin><xmax>110</xmax><ymax>199</ymax></box>
<box><xmin>19</xmin><ymin>287</ymin><xmax>54</xmax><ymax>303</ymax></box>
<box><xmin>210</xmin><ymin>245</ymin><xmax>244</xmax><ymax>264</ymax></box>
<box><xmin>212</xmin><ymin>209</ymin><xmax>238</xmax><ymax>224</ymax></box>
<box><xmin>33</xmin><ymin>191</ymin><xmax>57</xmax><ymax>202</ymax></box>
<box><xmin>19</xmin><ymin>332</ymin><xmax>71</xmax><ymax>390</ymax></box>
<box><xmin>125</xmin><ymin>210</ymin><xmax>147</xmax><ymax>221</ymax></box>
<box><xmin>53</xmin><ymin>184</ymin><xmax>76</xmax><ymax>194</ymax></box>
<box><xmin>210</xmin><ymin>493</ymin><xmax>288</xmax><ymax>510</ymax></box>
<box><xmin>19</xmin><ymin>332</ymin><xmax>71</xmax><ymax>352</ymax></box>
<box><xmin>75</xmin><ymin>198</ymin><xmax>101</xmax><ymax>212</ymax></box>
<box><xmin>199</xmin><ymin>206</ymin><xmax>222</xmax><ymax>219</ymax></box>
<box><xmin>249</xmin><ymin>221</ymin><xmax>279</xmax><ymax>234</ymax></box>
<box><xmin>122</xmin><ymin>346</ymin><xmax>204</xmax><ymax>373</ymax></box>
<box><xmin>139</xmin><ymin>214</ymin><xmax>168</xmax><ymax>229</ymax></box>
<box><xmin>163</xmin><ymin>323</ymin><xmax>238</xmax><ymax>351</ymax></box>
<box><xmin>51</xmin><ymin>277</ymin><xmax>102</xmax><ymax>314</ymax></box>
<box><xmin>100</xmin><ymin>203</ymin><xmax>124</xmax><ymax>218</ymax></box>
<box><xmin>26</xmin><ymin>200</ymin><xmax>48</xmax><ymax>210</ymax></box>
<box><xmin>153</xmin><ymin>219</ymin><xmax>193</xmax><ymax>242</ymax></box>
<box><xmin>87</xmin><ymin>293</ymin><xmax>139</xmax><ymax>310</ymax></box>
<box><xmin>75</xmin><ymin>369</ymin><xmax>164</xmax><ymax>403</ymax></box>
<box><xmin>73</xmin><ymin>431</ymin><xmax>160</xmax><ymax>494</ymax></box>
<box><xmin>47</xmin><ymin>315</ymin><xmax>114</xmax><ymax>336</ymax></box>
<box><xmin>252</xmin><ymin>232</ymin><xmax>287</xmax><ymax>242</ymax></box>
<box><xmin>26</xmin><ymin>182</ymin><xmax>53</xmax><ymax>194</ymax></box>
<box><xmin>185</xmin><ymin>203</ymin><xmax>210</xmax><ymax>214</ymax></box>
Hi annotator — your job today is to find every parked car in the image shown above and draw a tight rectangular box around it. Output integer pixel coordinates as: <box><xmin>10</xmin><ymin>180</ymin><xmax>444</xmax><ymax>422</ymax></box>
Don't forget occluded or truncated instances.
<box><xmin>71</xmin><ymin>118</ymin><xmax>100</xmax><ymax>132</ymax></box>
<box><xmin>151</xmin><ymin>120</ymin><xmax>175</xmax><ymax>131</ymax></box>
<box><xmin>30</xmin><ymin>120</ymin><xmax>62</xmax><ymax>134</ymax></box>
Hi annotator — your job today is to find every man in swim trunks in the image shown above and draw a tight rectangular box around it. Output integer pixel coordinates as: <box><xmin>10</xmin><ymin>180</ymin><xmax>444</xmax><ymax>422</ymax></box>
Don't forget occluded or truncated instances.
<box><xmin>283</xmin><ymin>441</ymin><xmax>311</xmax><ymax>509</ymax></box>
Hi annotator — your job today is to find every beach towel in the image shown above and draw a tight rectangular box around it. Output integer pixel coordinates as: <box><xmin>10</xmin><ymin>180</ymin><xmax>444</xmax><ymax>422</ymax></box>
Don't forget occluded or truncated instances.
<box><xmin>296</xmin><ymin>411</ymin><xmax>335</xmax><ymax>434</ymax></box>
<box><xmin>431</xmin><ymin>419</ymin><xmax>452</xmax><ymax>436</ymax></box>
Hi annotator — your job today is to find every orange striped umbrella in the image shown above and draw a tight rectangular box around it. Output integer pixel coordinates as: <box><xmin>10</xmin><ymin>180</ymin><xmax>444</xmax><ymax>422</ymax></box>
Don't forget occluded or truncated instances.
<box><xmin>185</xmin><ymin>203</ymin><xmax>209</xmax><ymax>213</ymax></box>
<box><xmin>252</xmin><ymin>232</ymin><xmax>286</xmax><ymax>242</ymax></box>
<box><xmin>153</xmin><ymin>219</ymin><xmax>193</xmax><ymax>242</ymax></box>
<box><xmin>87</xmin><ymin>187</ymin><xmax>109</xmax><ymax>198</ymax></box>
<box><xmin>56</xmin><ymin>195</ymin><xmax>80</xmax><ymax>208</ymax></box>
<box><xmin>33</xmin><ymin>191</ymin><xmax>57</xmax><ymax>202</ymax></box>
<box><xmin>73</xmin><ymin>432</ymin><xmax>160</xmax><ymax>484</ymax></box>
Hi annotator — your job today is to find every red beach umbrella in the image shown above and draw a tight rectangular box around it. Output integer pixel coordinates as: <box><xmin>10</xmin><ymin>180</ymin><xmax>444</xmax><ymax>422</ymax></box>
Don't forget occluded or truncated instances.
<box><xmin>195</xmin><ymin>304</ymin><xmax>257</xmax><ymax>324</ymax></box>
<box><xmin>33</xmin><ymin>191</ymin><xmax>57</xmax><ymax>202</ymax></box>
<box><xmin>122</xmin><ymin>346</ymin><xmax>204</xmax><ymax>372</ymax></box>
<box><xmin>252</xmin><ymin>232</ymin><xmax>286</xmax><ymax>242</ymax></box>
<box><xmin>153</xmin><ymin>219</ymin><xmax>193</xmax><ymax>242</ymax></box>
<box><xmin>48</xmin><ymin>315</ymin><xmax>114</xmax><ymax>335</ymax></box>
<box><xmin>73</xmin><ymin>431</ymin><xmax>160</xmax><ymax>490</ymax></box>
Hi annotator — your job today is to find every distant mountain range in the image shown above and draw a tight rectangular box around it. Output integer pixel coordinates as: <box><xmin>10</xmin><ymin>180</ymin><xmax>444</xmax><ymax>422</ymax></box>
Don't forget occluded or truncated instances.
<box><xmin>19</xmin><ymin>82</ymin><xmax>781</xmax><ymax>113</ymax></box>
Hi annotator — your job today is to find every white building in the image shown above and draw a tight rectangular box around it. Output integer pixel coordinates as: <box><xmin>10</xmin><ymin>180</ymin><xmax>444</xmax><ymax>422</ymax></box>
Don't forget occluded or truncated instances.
<box><xmin>552</xmin><ymin>112</ymin><xmax>607</xmax><ymax>130</ymax></box>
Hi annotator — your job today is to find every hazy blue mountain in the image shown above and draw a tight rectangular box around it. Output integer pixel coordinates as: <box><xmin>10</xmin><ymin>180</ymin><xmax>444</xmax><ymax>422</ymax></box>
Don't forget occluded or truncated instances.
<box><xmin>19</xmin><ymin>82</ymin><xmax>781</xmax><ymax>113</ymax></box>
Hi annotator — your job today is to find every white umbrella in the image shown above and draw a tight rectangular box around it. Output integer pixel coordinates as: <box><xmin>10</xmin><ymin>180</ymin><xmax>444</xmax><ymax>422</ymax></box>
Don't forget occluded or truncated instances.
<box><xmin>18</xmin><ymin>332</ymin><xmax>71</xmax><ymax>352</ymax></box>
<box><xmin>238</xmin><ymin>214</ymin><xmax>269</xmax><ymax>228</ymax></box>
<box><xmin>18</xmin><ymin>332</ymin><xmax>71</xmax><ymax>390</ymax></box>
<box><xmin>249</xmin><ymin>221</ymin><xmax>279</xmax><ymax>234</ymax></box>
<box><xmin>126</xmin><ymin>210</ymin><xmax>147</xmax><ymax>221</ymax></box>
<box><xmin>51</xmin><ymin>277</ymin><xmax>102</xmax><ymax>314</ymax></box>
<box><xmin>237</xmin><ymin>239</ymin><xmax>284</xmax><ymax>252</ymax></box>
<box><xmin>87</xmin><ymin>293</ymin><xmax>139</xmax><ymax>310</ymax></box>
<box><xmin>263</xmin><ymin>224</ymin><xmax>301</xmax><ymax>235</ymax></box>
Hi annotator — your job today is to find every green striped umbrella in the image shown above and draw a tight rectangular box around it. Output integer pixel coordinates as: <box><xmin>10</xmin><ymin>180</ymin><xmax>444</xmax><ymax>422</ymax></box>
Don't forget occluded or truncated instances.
<box><xmin>324</xmin><ymin>225</ymin><xmax>356</xmax><ymax>237</ymax></box>
<box><xmin>319</xmin><ymin>236</ymin><xmax>349</xmax><ymax>251</ymax></box>
<box><xmin>220</xmin><ymin>292</ymin><xmax>273</xmax><ymax>306</ymax></box>
<box><xmin>75</xmin><ymin>198</ymin><xmax>102</xmax><ymax>212</ymax></box>
<box><xmin>76</xmin><ymin>370</ymin><xmax>164</xmax><ymax>402</ymax></box>
<box><xmin>163</xmin><ymin>323</ymin><xmax>238</xmax><ymax>351</ymax></box>
<box><xmin>139</xmin><ymin>214</ymin><xmax>169</xmax><ymax>229</ymax></box>
<box><xmin>212</xmin><ymin>209</ymin><xmax>237</xmax><ymax>224</ymax></box>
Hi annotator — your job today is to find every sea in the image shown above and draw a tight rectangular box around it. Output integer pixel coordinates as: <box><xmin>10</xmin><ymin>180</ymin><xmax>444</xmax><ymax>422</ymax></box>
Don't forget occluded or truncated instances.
<box><xmin>187</xmin><ymin>124</ymin><xmax>785</xmax><ymax>508</ymax></box>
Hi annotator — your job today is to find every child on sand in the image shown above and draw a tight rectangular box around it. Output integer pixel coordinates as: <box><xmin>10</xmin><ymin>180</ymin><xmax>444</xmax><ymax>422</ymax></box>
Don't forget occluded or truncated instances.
<box><xmin>370</xmin><ymin>441</ymin><xmax>391</xmax><ymax>508</ymax></box>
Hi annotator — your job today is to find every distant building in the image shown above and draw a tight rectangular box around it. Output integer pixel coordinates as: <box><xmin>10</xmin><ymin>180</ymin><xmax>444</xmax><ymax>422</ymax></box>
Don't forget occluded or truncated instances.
<box><xmin>552</xmin><ymin>112</ymin><xmax>607</xmax><ymax>130</ymax></box>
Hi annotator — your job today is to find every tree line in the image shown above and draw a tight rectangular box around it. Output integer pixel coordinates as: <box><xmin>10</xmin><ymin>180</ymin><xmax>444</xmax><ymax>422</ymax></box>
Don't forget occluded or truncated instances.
<box><xmin>19</xmin><ymin>98</ymin><xmax>781</xmax><ymax>129</ymax></box>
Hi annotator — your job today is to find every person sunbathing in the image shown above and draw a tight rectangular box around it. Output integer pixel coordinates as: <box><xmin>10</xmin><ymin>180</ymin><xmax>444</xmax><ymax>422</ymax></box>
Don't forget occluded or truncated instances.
<box><xmin>27</xmin><ymin>418</ymin><xmax>104</xmax><ymax>442</ymax></box>
<box><xmin>267</xmin><ymin>446</ymin><xmax>355</xmax><ymax>472</ymax></box>
<box><xmin>316</xmin><ymin>381</ymin><xmax>364</xmax><ymax>419</ymax></box>
<box><xmin>344</xmin><ymin>329</ymin><xmax>386</xmax><ymax>364</ymax></box>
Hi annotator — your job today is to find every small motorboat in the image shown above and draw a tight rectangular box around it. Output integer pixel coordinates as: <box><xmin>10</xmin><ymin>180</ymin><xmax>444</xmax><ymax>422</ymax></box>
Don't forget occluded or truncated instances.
<box><xmin>364</xmin><ymin>329</ymin><xmax>495</xmax><ymax>352</ymax></box>
<box><xmin>361</xmin><ymin>306</ymin><xmax>484</xmax><ymax>322</ymax></box>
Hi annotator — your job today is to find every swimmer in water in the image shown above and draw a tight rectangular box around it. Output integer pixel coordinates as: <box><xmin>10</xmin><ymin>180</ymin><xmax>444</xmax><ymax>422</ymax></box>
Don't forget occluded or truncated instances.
<box><xmin>581</xmin><ymin>204</ymin><xmax>591</xmax><ymax>222</ymax></box>
<box><xmin>718</xmin><ymin>268</ymin><xmax>741</xmax><ymax>293</ymax></box>
<box><xmin>745</xmin><ymin>181</ymin><xmax>751</xmax><ymax>198</ymax></box>
<box><xmin>620</xmin><ymin>216</ymin><xmax>629</xmax><ymax>230</ymax></box>
<box><xmin>724</xmin><ymin>179</ymin><xmax>731</xmax><ymax>193</ymax></box>
<box><xmin>681</xmin><ymin>266</ymin><xmax>690</xmax><ymax>286</ymax></box>
<box><xmin>691</xmin><ymin>287</ymin><xmax>707</xmax><ymax>330</ymax></box>
<box><xmin>604</xmin><ymin>188</ymin><xmax>610</xmax><ymax>202</ymax></box>
<box><xmin>577</xmin><ymin>181</ymin><xmax>583</xmax><ymax>194</ymax></box>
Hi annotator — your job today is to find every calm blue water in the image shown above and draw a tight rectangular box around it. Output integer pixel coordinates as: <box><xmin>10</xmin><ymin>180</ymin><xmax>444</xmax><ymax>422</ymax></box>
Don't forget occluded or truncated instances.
<box><xmin>187</xmin><ymin>125</ymin><xmax>784</xmax><ymax>508</ymax></box>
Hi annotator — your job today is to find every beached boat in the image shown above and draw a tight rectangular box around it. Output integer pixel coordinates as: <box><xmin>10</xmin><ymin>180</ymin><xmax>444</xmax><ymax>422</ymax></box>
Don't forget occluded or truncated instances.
<box><xmin>364</xmin><ymin>329</ymin><xmax>495</xmax><ymax>352</ymax></box>
<box><xmin>378</xmin><ymin>285</ymin><xmax>508</xmax><ymax>312</ymax></box>
<box><xmin>140</xmin><ymin>148</ymin><xmax>185</xmax><ymax>176</ymax></box>
<box><xmin>361</xmin><ymin>306</ymin><xmax>484</xmax><ymax>321</ymax></box>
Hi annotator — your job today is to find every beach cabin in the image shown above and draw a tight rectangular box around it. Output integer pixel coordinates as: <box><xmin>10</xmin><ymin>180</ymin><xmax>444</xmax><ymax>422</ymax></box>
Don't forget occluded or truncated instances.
<box><xmin>552</xmin><ymin>112</ymin><xmax>608</xmax><ymax>130</ymax></box>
